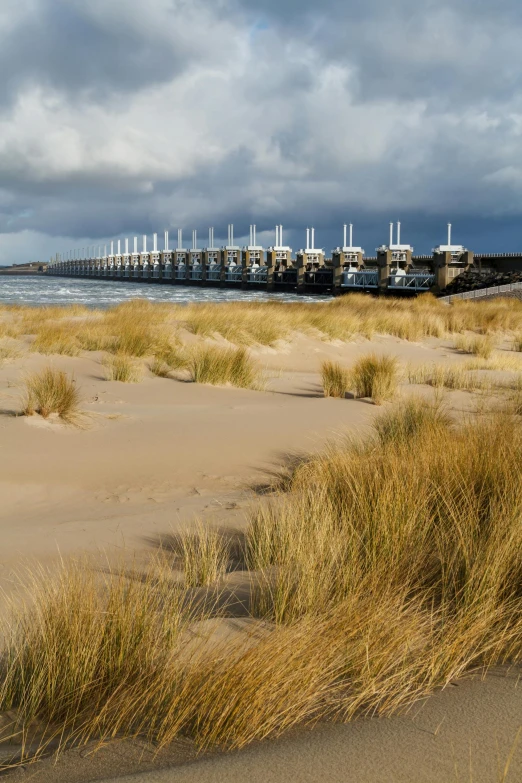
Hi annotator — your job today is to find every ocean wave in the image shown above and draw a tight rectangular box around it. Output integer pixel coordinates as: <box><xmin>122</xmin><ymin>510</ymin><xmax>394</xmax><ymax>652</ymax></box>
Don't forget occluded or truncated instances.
<box><xmin>0</xmin><ymin>276</ymin><xmax>329</xmax><ymax>307</ymax></box>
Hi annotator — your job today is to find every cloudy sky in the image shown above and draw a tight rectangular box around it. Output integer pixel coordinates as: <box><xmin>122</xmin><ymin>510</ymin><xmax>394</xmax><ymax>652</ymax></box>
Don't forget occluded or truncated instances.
<box><xmin>1</xmin><ymin>0</ymin><xmax>522</xmax><ymax>264</ymax></box>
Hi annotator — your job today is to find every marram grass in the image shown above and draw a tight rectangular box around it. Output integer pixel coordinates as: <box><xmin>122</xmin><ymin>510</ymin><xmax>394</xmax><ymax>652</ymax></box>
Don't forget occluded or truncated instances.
<box><xmin>188</xmin><ymin>345</ymin><xmax>261</xmax><ymax>389</ymax></box>
<box><xmin>22</xmin><ymin>367</ymin><xmax>81</xmax><ymax>423</ymax></box>
<box><xmin>102</xmin><ymin>354</ymin><xmax>142</xmax><ymax>383</ymax></box>
<box><xmin>2</xmin><ymin>405</ymin><xmax>522</xmax><ymax>766</ymax></box>
<box><xmin>10</xmin><ymin>294</ymin><xmax>522</xmax><ymax>352</ymax></box>
<box><xmin>321</xmin><ymin>360</ymin><xmax>349</xmax><ymax>398</ymax></box>
<box><xmin>350</xmin><ymin>353</ymin><xmax>399</xmax><ymax>404</ymax></box>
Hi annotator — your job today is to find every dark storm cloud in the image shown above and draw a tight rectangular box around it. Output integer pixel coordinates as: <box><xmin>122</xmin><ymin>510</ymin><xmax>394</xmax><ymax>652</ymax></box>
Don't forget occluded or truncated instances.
<box><xmin>239</xmin><ymin>0</ymin><xmax>522</xmax><ymax>106</ymax></box>
<box><xmin>0</xmin><ymin>0</ymin><xmax>190</xmax><ymax>107</ymax></box>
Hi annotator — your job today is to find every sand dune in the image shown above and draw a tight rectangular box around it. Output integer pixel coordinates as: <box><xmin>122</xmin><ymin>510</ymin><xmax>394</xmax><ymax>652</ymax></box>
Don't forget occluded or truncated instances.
<box><xmin>0</xmin><ymin>309</ymin><xmax>521</xmax><ymax>782</ymax></box>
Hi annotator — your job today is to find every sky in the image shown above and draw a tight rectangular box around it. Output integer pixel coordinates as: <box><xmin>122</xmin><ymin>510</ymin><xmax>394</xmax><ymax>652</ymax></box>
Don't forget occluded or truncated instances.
<box><xmin>1</xmin><ymin>0</ymin><xmax>522</xmax><ymax>264</ymax></box>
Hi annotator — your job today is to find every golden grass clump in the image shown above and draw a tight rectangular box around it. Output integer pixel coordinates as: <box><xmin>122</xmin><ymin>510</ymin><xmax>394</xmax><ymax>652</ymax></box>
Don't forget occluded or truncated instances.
<box><xmin>454</xmin><ymin>333</ymin><xmax>494</xmax><ymax>359</ymax></box>
<box><xmin>102</xmin><ymin>354</ymin><xmax>142</xmax><ymax>383</ymax></box>
<box><xmin>0</xmin><ymin>339</ymin><xmax>21</xmax><ymax>361</ymax></box>
<box><xmin>149</xmin><ymin>357</ymin><xmax>172</xmax><ymax>377</ymax></box>
<box><xmin>22</xmin><ymin>367</ymin><xmax>81</xmax><ymax>422</ymax></box>
<box><xmin>372</xmin><ymin>396</ymin><xmax>452</xmax><ymax>446</ymax></box>
<box><xmin>462</xmin><ymin>354</ymin><xmax>522</xmax><ymax>372</ymax></box>
<box><xmin>30</xmin><ymin>324</ymin><xmax>81</xmax><ymax>356</ymax></box>
<box><xmin>75</xmin><ymin>323</ymin><xmax>116</xmax><ymax>352</ymax></box>
<box><xmin>178</xmin><ymin>523</ymin><xmax>230</xmax><ymax>587</ymax></box>
<box><xmin>152</xmin><ymin>338</ymin><xmax>188</xmax><ymax>371</ymax></box>
<box><xmin>407</xmin><ymin>362</ymin><xmax>490</xmax><ymax>391</ymax></box>
<box><xmin>0</xmin><ymin>556</ymin><xmax>204</xmax><ymax>757</ymax></box>
<box><xmin>188</xmin><ymin>345</ymin><xmax>261</xmax><ymax>389</ymax></box>
<box><xmin>246</xmin><ymin>405</ymin><xmax>522</xmax><ymax>637</ymax></box>
<box><xmin>350</xmin><ymin>353</ymin><xmax>399</xmax><ymax>404</ymax></box>
<box><xmin>321</xmin><ymin>360</ymin><xmax>349</xmax><ymax>398</ymax></box>
<box><xmin>182</xmin><ymin>302</ymin><xmax>289</xmax><ymax>346</ymax></box>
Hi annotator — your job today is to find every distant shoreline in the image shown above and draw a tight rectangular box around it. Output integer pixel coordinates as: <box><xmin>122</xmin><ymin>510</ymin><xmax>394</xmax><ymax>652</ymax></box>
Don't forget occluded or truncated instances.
<box><xmin>0</xmin><ymin>266</ymin><xmax>46</xmax><ymax>276</ymax></box>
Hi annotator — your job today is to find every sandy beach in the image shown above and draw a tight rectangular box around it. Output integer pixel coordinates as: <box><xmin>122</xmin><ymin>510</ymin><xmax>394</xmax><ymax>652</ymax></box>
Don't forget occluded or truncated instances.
<box><xmin>0</xmin><ymin>297</ymin><xmax>520</xmax><ymax>781</ymax></box>
<box><xmin>0</xmin><ymin>328</ymin><xmax>459</xmax><ymax>571</ymax></box>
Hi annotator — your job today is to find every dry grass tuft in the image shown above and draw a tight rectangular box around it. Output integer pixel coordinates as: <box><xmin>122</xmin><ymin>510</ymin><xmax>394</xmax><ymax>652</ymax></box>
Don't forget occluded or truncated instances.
<box><xmin>350</xmin><ymin>353</ymin><xmax>399</xmax><ymax>404</ymax></box>
<box><xmin>0</xmin><ymin>340</ymin><xmax>21</xmax><ymax>361</ymax></box>
<box><xmin>149</xmin><ymin>357</ymin><xmax>172</xmax><ymax>377</ymax></box>
<box><xmin>512</xmin><ymin>333</ymin><xmax>522</xmax><ymax>352</ymax></box>
<box><xmin>407</xmin><ymin>362</ymin><xmax>491</xmax><ymax>391</ymax></box>
<box><xmin>462</xmin><ymin>354</ymin><xmax>522</xmax><ymax>372</ymax></box>
<box><xmin>76</xmin><ymin>323</ymin><xmax>116</xmax><ymax>352</ymax></box>
<box><xmin>102</xmin><ymin>354</ymin><xmax>142</xmax><ymax>383</ymax></box>
<box><xmin>373</xmin><ymin>396</ymin><xmax>452</xmax><ymax>446</ymax></box>
<box><xmin>454</xmin><ymin>333</ymin><xmax>494</xmax><ymax>359</ymax></box>
<box><xmin>30</xmin><ymin>324</ymin><xmax>81</xmax><ymax>356</ymax></box>
<box><xmin>22</xmin><ymin>367</ymin><xmax>81</xmax><ymax>422</ymax></box>
<box><xmin>188</xmin><ymin>345</ymin><xmax>261</xmax><ymax>389</ymax></box>
<box><xmin>178</xmin><ymin>523</ymin><xmax>230</xmax><ymax>587</ymax></box>
<box><xmin>321</xmin><ymin>360</ymin><xmax>349</xmax><ymax>398</ymax></box>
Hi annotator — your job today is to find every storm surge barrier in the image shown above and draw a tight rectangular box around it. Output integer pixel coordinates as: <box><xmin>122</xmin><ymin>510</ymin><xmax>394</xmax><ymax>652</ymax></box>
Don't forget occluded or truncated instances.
<box><xmin>47</xmin><ymin>224</ymin><xmax>522</xmax><ymax>298</ymax></box>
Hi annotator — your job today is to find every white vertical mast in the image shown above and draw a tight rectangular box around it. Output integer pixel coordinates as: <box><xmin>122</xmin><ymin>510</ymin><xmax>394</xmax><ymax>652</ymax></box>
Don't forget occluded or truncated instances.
<box><xmin>125</xmin><ymin>238</ymin><xmax>129</xmax><ymax>254</ymax></box>
<box><xmin>133</xmin><ymin>237</ymin><xmax>137</xmax><ymax>254</ymax></box>
<box><xmin>143</xmin><ymin>235</ymin><xmax>147</xmax><ymax>253</ymax></box>
<box><xmin>153</xmin><ymin>233</ymin><xmax>158</xmax><ymax>253</ymax></box>
<box><xmin>164</xmin><ymin>230</ymin><xmax>169</xmax><ymax>251</ymax></box>
<box><xmin>306</xmin><ymin>228</ymin><xmax>310</xmax><ymax>250</ymax></box>
<box><xmin>397</xmin><ymin>222</ymin><xmax>401</xmax><ymax>246</ymax></box>
<box><xmin>448</xmin><ymin>223</ymin><xmax>452</xmax><ymax>246</ymax></box>
<box><xmin>389</xmin><ymin>222</ymin><xmax>394</xmax><ymax>247</ymax></box>
<box><xmin>350</xmin><ymin>223</ymin><xmax>353</xmax><ymax>248</ymax></box>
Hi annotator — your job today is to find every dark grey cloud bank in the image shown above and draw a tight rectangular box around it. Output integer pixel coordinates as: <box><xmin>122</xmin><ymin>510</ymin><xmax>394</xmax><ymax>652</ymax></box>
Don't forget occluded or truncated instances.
<box><xmin>1</xmin><ymin>0</ymin><xmax>522</xmax><ymax>263</ymax></box>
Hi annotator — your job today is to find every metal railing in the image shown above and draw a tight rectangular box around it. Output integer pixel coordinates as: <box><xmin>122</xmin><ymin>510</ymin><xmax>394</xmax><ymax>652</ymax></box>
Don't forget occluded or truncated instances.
<box><xmin>388</xmin><ymin>273</ymin><xmax>435</xmax><ymax>291</ymax></box>
<box><xmin>439</xmin><ymin>281</ymin><xmax>522</xmax><ymax>303</ymax></box>
<box><xmin>225</xmin><ymin>267</ymin><xmax>243</xmax><ymax>282</ymax></box>
<box><xmin>341</xmin><ymin>270</ymin><xmax>378</xmax><ymax>289</ymax></box>
<box><xmin>248</xmin><ymin>267</ymin><xmax>268</xmax><ymax>283</ymax></box>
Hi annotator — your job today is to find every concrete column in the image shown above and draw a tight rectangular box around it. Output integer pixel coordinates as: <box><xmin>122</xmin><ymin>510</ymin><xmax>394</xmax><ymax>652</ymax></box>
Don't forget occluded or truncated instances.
<box><xmin>461</xmin><ymin>250</ymin><xmax>474</xmax><ymax>269</ymax></box>
<box><xmin>296</xmin><ymin>252</ymin><xmax>306</xmax><ymax>293</ymax></box>
<box><xmin>266</xmin><ymin>250</ymin><xmax>275</xmax><ymax>291</ymax></box>
<box><xmin>432</xmin><ymin>251</ymin><xmax>452</xmax><ymax>292</ymax></box>
<box><xmin>219</xmin><ymin>250</ymin><xmax>226</xmax><ymax>287</ymax></box>
<box><xmin>241</xmin><ymin>249</ymin><xmax>249</xmax><ymax>289</ymax></box>
<box><xmin>377</xmin><ymin>249</ymin><xmax>392</xmax><ymax>294</ymax></box>
<box><xmin>332</xmin><ymin>251</ymin><xmax>344</xmax><ymax>294</ymax></box>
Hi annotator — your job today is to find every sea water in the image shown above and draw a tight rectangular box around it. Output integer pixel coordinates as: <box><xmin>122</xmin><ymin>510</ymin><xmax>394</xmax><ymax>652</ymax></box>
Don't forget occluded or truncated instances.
<box><xmin>0</xmin><ymin>276</ymin><xmax>329</xmax><ymax>308</ymax></box>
